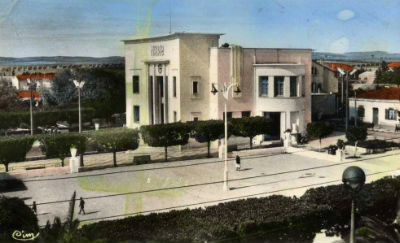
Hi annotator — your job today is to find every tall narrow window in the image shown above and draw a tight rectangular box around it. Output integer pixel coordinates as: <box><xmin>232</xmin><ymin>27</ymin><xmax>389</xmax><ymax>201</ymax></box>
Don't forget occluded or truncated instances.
<box><xmin>173</xmin><ymin>76</ymin><xmax>177</xmax><ymax>97</ymax></box>
<box><xmin>173</xmin><ymin>111</ymin><xmax>177</xmax><ymax>122</ymax></box>
<box><xmin>259</xmin><ymin>76</ymin><xmax>268</xmax><ymax>96</ymax></box>
<box><xmin>242</xmin><ymin>111</ymin><xmax>251</xmax><ymax>117</ymax></box>
<box><xmin>133</xmin><ymin>106</ymin><xmax>140</xmax><ymax>123</ymax></box>
<box><xmin>274</xmin><ymin>76</ymin><xmax>284</xmax><ymax>96</ymax></box>
<box><xmin>133</xmin><ymin>76</ymin><xmax>139</xmax><ymax>93</ymax></box>
<box><xmin>193</xmin><ymin>81</ymin><xmax>199</xmax><ymax>95</ymax></box>
<box><xmin>290</xmin><ymin>76</ymin><xmax>297</xmax><ymax>97</ymax></box>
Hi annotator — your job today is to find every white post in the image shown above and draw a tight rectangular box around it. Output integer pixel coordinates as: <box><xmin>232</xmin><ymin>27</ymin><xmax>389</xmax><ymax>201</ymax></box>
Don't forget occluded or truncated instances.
<box><xmin>223</xmin><ymin>101</ymin><xmax>229</xmax><ymax>191</ymax></box>
<box><xmin>78</xmin><ymin>87</ymin><xmax>82</xmax><ymax>133</ymax></box>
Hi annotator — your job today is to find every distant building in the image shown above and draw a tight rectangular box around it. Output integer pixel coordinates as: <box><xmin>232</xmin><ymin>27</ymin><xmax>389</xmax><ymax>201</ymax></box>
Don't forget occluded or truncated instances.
<box><xmin>18</xmin><ymin>90</ymin><xmax>41</xmax><ymax>102</ymax></box>
<box><xmin>311</xmin><ymin>61</ymin><xmax>338</xmax><ymax>93</ymax></box>
<box><xmin>0</xmin><ymin>76</ymin><xmax>19</xmax><ymax>88</ymax></box>
<box><xmin>349</xmin><ymin>87</ymin><xmax>400</xmax><ymax>130</ymax></box>
<box><xmin>358</xmin><ymin>71</ymin><xmax>376</xmax><ymax>84</ymax></box>
<box><xmin>124</xmin><ymin>32</ymin><xmax>312</xmax><ymax>140</ymax></box>
<box><xmin>387</xmin><ymin>62</ymin><xmax>400</xmax><ymax>70</ymax></box>
<box><xmin>16</xmin><ymin>73</ymin><xmax>55</xmax><ymax>91</ymax></box>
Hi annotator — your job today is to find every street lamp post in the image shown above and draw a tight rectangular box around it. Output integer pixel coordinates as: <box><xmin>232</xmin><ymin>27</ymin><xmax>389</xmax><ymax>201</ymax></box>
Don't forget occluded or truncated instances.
<box><xmin>342</xmin><ymin>166</ymin><xmax>366</xmax><ymax>243</ymax></box>
<box><xmin>27</xmin><ymin>78</ymin><xmax>36</xmax><ymax>135</ymax></box>
<box><xmin>72</xmin><ymin>79</ymin><xmax>85</xmax><ymax>133</ymax></box>
<box><xmin>211</xmin><ymin>81</ymin><xmax>241</xmax><ymax>191</ymax></box>
<box><xmin>338</xmin><ymin>68</ymin><xmax>358</xmax><ymax>131</ymax></box>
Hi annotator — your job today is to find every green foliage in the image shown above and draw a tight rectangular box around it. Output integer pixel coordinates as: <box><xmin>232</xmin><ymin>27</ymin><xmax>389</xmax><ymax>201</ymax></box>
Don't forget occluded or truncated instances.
<box><xmin>0</xmin><ymin>85</ymin><xmax>22</xmax><ymax>111</ymax></box>
<box><xmin>231</xmin><ymin>116</ymin><xmax>273</xmax><ymax>149</ymax></box>
<box><xmin>91</xmin><ymin>128</ymin><xmax>139</xmax><ymax>166</ymax></box>
<box><xmin>40</xmin><ymin>133</ymin><xmax>87</xmax><ymax>166</ymax></box>
<box><xmin>0</xmin><ymin>108</ymin><xmax>95</xmax><ymax>130</ymax></box>
<box><xmin>0</xmin><ymin>136</ymin><xmax>35</xmax><ymax>172</ymax></box>
<box><xmin>346</xmin><ymin>126</ymin><xmax>368</xmax><ymax>144</ymax></box>
<box><xmin>80</xmin><ymin>195</ymin><xmax>328</xmax><ymax>243</ymax></box>
<box><xmin>0</xmin><ymin>196</ymin><xmax>38</xmax><ymax>242</ymax></box>
<box><xmin>375</xmin><ymin>65</ymin><xmax>400</xmax><ymax>86</ymax></box>
<box><xmin>306</xmin><ymin>122</ymin><xmax>333</xmax><ymax>140</ymax></box>
<box><xmin>46</xmin><ymin>68</ymin><xmax>125</xmax><ymax>119</ymax></box>
<box><xmin>337</xmin><ymin>139</ymin><xmax>345</xmax><ymax>150</ymax></box>
<box><xmin>190</xmin><ymin>120</ymin><xmax>225</xmax><ymax>157</ymax></box>
<box><xmin>140</xmin><ymin>122</ymin><xmax>191</xmax><ymax>161</ymax></box>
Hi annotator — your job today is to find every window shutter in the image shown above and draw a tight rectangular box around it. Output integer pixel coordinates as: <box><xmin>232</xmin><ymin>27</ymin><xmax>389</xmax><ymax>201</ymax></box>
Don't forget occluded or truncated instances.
<box><xmin>385</xmin><ymin>109</ymin><xmax>389</xmax><ymax>119</ymax></box>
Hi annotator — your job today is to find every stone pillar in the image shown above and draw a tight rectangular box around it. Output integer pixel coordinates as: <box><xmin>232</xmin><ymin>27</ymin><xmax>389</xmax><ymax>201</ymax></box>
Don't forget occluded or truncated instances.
<box><xmin>283</xmin><ymin>76</ymin><xmax>290</xmax><ymax>97</ymax></box>
<box><xmin>163</xmin><ymin>64</ymin><xmax>169</xmax><ymax>123</ymax></box>
<box><xmin>268</xmin><ymin>76</ymin><xmax>274</xmax><ymax>98</ymax></box>
<box><xmin>152</xmin><ymin>65</ymin><xmax>158</xmax><ymax>124</ymax></box>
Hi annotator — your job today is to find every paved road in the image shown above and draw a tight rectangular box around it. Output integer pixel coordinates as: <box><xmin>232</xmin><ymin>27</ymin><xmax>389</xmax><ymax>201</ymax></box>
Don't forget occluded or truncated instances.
<box><xmin>3</xmin><ymin>147</ymin><xmax>400</xmax><ymax>227</ymax></box>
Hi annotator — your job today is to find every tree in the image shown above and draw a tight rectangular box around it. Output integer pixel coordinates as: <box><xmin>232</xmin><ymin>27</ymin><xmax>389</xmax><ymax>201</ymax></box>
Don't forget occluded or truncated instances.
<box><xmin>140</xmin><ymin>122</ymin><xmax>190</xmax><ymax>161</ymax></box>
<box><xmin>40</xmin><ymin>133</ymin><xmax>86</xmax><ymax>167</ymax></box>
<box><xmin>306</xmin><ymin>122</ymin><xmax>334</xmax><ymax>151</ymax></box>
<box><xmin>0</xmin><ymin>85</ymin><xmax>23</xmax><ymax>111</ymax></box>
<box><xmin>91</xmin><ymin>128</ymin><xmax>139</xmax><ymax>166</ymax></box>
<box><xmin>0</xmin><ymin>196</ymin><xmax>39</xmax><ymax>242</ymax></box>
<box><xmin>231</xmin><ymin>116</ymin><xmax>273</xmax><ymax>149</ymax></box>
<box><xmin>190</xmin><ymin>120</ymin><xmax>225</xmax><ymax>157</ymax></box>
<box><xmin>346</xmin><ymin>126</ymin><xmax>367</xmax><ymax>157</ymax></box>
<box><xmin>0</xmin><ymin>136</ymin><xmax>35</xmax><ymax>172</ymax></box>
<box><xmin>46</xmin><ymin>68</ymin><xmax>125</xmax><ymax>119</ymax></box>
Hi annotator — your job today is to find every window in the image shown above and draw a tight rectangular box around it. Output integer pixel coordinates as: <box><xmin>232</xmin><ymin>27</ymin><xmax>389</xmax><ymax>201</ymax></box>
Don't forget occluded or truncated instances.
<box><xmin>192</xmin><ymin>81</ymin><xmax>199</xmax><ymax>95</ymax></box>
<box><xmin>173</xmin><ymin>76</ymin><xmax>177</xmax><ymax>97</ymax></box>
<box><xmin>385</xmin><ymin>108</ymin><xmax>396</xmax><ymax>120</ymax></box>
<box><xmin>223</xmin><ymin>112</ymin><xmax>233</xmax><ymax>120</ymax></box>
<box><xmin>274</xmin><ymin>76</ymin><xmax>284</xmax><ymax>96</ymax></box>
<box><xmin>133</xmin><ymin>106</ymin><xmax>140</xmax><ymax>123</ymax></box>
<box><xmin>133</xmin><ymin>76</ymin><xmax>139</xmax><ymax>93</ymax></box>
<box><xmin>242</xmin><ymin>111</ymin><xmax>251</xmax><ymax>117</ymax></box>
<box><xmin>259</xmin><ymin>76</ymin><xmax>268</xmax><ymax>96</ymax></box>
<box><xmin>193</xmin><ymin>117</ymin><xmax>199</xmax><ymax>121</ymax></box>
<box><xmin>173</xmin><ymin>111</ymin><xmax>177</xmax><ymax>122</ymax></box>
<box><xmin>290</xmin><ymin>76</ymin><xmax>297</xmax><ymax>97</ymax></box>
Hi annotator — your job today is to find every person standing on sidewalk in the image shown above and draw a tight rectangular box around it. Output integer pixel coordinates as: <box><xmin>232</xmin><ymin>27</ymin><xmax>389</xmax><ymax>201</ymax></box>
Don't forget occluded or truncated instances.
<box><xmin>32</xmin><ymin>201</ymin><xmax>37</xmax><ymax>214</ymax></box>
<box><xmin>78</xmin><ymin>197</ymin><xmax>85</xmax><ymax>215</ymax></box>
<box><xmin>235</xmin><ymin>154</ymin><xmax>241</xmax><ymax>171</ymax></box>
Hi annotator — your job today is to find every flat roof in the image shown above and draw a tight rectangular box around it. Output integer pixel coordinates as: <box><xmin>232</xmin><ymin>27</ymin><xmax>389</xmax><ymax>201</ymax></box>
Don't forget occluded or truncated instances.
<box><xmin>123</xmin><ymin>32</ymin><xmax>224</xmax><ymax>44</ymax></box>
<box><xmin>213</xmin><ymin>46</ymin><xmax>312</xmax><ymax>51</ymax></box>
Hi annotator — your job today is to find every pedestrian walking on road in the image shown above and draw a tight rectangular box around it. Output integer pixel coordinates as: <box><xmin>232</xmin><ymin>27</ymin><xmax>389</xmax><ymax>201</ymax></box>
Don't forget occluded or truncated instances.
<box><xmin>32</xmin><ymin>201</ymin><xmax>37</xmax><ymax>214</ymax></box>
<box><xmin>78</xmin><ymin>197</ymin><xmax>85</xmax><ymax>215</ymax></box>
<box><xmin>235</xmin><ymin>154</ymin><xmax>241</xmax><ymax>171</ymax></box>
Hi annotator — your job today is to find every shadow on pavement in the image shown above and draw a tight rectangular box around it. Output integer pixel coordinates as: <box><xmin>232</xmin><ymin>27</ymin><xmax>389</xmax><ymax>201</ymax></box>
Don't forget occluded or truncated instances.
<box><xmin>0</xmin><ymin>172</ymin><xmax>27</xmax><ymax>192</ymax></box>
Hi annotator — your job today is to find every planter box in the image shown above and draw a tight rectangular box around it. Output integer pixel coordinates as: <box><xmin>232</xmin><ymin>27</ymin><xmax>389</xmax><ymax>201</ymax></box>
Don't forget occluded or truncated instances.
<box><xmin>345</xmin><ymin>145</ymin><xmax>390</xmax><ymax>154</ymax></box>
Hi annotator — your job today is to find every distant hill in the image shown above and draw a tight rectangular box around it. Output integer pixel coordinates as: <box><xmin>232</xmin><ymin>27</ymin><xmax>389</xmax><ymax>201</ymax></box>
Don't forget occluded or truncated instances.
<box><xmin>312</xmin><ymin>51</ymin><xmax>400</xmax><ymax>62</ymax></box>
<box><xmin>0</xmin><ymin>56</ymin><xmax>124</xmax><ymax>66</ymax></box>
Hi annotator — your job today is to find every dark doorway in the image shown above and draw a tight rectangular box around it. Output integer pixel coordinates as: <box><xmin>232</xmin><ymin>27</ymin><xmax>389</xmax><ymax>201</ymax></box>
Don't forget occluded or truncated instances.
<box><xmin>263</xmin><ymin>112</ymin><xmax>281</xmax><ymax>141</ymax></box>
<box><xmin>373</xmin><ymin>108</ymin><xmax>378</xmax><ymax>126</ymax></box>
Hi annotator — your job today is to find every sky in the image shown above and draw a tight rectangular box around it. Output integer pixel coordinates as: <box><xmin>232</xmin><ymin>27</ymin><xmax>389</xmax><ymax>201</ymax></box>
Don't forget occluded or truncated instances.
<box><xmin>0</xmin><ymin>0</ymin><xmax>399</xmax><ymax>57</ymax></box>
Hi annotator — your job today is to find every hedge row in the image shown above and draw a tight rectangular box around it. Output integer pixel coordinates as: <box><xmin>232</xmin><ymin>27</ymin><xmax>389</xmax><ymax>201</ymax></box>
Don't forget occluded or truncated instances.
<box><xmin>79</xmin><ymin>176</ymin><xmax>400</xmax><ymax>243</ymax></box>
<box><xmin>0</xmin><ymin>108</ymin><xmax>95</xmax><ymax>129</ymax></box>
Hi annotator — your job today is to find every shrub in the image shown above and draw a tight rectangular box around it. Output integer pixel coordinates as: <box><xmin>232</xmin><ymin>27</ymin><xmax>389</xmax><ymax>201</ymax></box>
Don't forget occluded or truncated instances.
<box><xmin>0</xmin><ymin>196</ymin><xmax>39</xmax><ymax>242</ymax></box>
<box><xmin>80</xmin><ymin>195</ymin><xmax>329</xmax><ymax>243</ymax></box>
<box><xmin>140</xmin><ymin>122</ymin><xmax>191</xmax><ymax>161</ymax></box>
<box><xmin>306</xmin><ymin>122</ymin><xmax>334</xmax><ymax>151</ymax></box>
<box><xmin>337</xmin><ymin>139</ymin><xmax>345</xmax><ymax>150</ymax></box>
<box><xmin>346</xmin><ymin>126</ymin><xmax>368</xmax><ymax>157</ymax></box>
<box><xmin>350</xmin><ymin>139</ymin><xmax>400</xmax><ymax>150</ymax></box>
<box><xmin>0</xmin><ymin>136</ymin><xmax>35</xmax><ymax>172</ymax></box>
<box><xmin>40</xmin><ymin>133</ymin><xmax>87</xmax><ymax>167</ymax></box>
<box><xmin>91</xmin><ymin>128</ymin><xmax>139</xmax><ymax>166</ymax></box>
<box><xmin>231</xmin><ymin>116</ymin><xmax>273</xmax><ymax>149</ymax></box>
<box><xmin>190</xmin><ymin>120</ymin><xmax>225</xmax><ymax>157</ymax></box>
<box><xmin>0</xmin><ymin>108</ymin><xmax>95</xmax><ymax>130</ymax></box>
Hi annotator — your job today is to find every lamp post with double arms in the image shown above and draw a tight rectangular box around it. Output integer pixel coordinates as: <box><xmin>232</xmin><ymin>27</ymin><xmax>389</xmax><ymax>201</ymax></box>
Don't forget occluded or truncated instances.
<box><xmin>337</xmin><ymin>68</ymin><xmax>358</xmax><ymax>131</ymax></box>
<box><xmin>211</xmin><ymin>80</ymin><xmax>241</xmax><ymax>191</ymax></box>
<box><xmin>342</xmin><ymin>166</ymin><xmax>365</xmax><ymax>243</ymax></box>
<box><xmin>72</xmin><ymin>79</ymin><xmax>85</xmax><ymax>133</ymax></box>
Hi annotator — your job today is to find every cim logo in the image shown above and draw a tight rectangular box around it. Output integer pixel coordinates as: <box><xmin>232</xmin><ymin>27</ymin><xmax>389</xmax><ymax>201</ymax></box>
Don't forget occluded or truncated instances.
<box><xmin>150</xmin><ymin>45</ymin><xmax>164</xmax><ymax>56</ymax></box>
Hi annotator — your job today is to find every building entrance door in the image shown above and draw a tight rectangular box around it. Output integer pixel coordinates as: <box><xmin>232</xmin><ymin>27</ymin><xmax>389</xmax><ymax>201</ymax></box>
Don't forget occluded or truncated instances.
<box><xmin>373</xmin><ymin>108</ymin><xmax>379</xmax><ymax>126</ymax></box>
<box><xmin>263</xmin><ymin>112</ymin><xmax>281</xmax><ymax>141</ymax></box>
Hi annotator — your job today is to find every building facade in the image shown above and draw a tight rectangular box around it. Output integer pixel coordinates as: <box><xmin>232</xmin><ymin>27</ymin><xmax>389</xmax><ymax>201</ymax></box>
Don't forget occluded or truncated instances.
<box><xmin>349</xmin><ymin>87</ymin><xmax>400</xmax><ymax>130</ymax></box>
<box><xmin>124</xmin><ymin>33</ymin><xmax>312</xmax><ymax>140</ymax></box>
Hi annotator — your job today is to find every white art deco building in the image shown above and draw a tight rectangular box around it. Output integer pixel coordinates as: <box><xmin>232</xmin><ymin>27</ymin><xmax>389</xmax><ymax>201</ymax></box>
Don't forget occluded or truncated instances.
<box><xmin>124</xmin><ymin>33</ymin><xmax>311</xmax><ymax>141</ymax></box>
